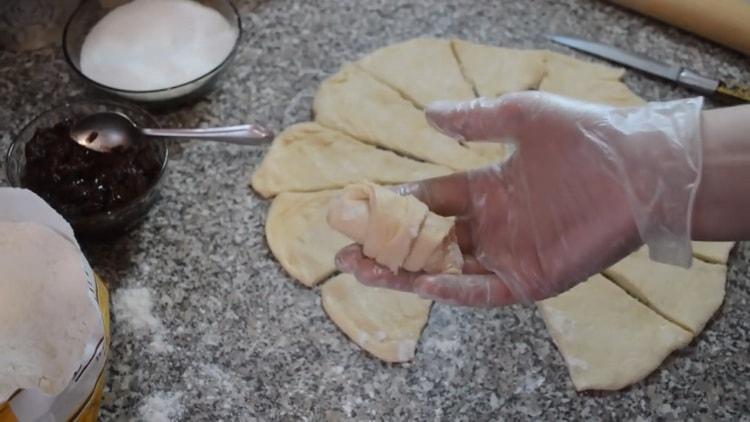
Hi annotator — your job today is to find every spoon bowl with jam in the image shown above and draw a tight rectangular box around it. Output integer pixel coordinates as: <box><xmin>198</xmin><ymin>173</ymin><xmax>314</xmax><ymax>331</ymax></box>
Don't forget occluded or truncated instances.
<box><xmin>6</xmin><ymin>99</ymin><xmax>168</xmax><ymax>238</ymax></box>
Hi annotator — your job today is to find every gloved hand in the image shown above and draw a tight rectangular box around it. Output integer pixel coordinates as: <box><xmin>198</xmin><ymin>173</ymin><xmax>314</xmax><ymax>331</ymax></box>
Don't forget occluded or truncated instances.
<box><xmin>335</xmin><ymin>91</ymin><xmax>704</xmax><ymax>306</ymax></box>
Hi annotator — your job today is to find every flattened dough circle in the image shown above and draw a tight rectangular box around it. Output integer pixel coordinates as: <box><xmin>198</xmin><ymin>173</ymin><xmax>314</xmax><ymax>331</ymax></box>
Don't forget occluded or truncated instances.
<box><xmin>255</xmin><ymin>38</ymin><xmax>731</xmax><ymax>382</ymax></box>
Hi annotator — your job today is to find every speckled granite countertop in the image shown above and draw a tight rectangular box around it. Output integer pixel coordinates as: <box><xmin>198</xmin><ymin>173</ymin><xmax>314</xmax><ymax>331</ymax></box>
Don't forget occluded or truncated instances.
<box><xmin>2</xmin><ymin>0</ymin><xmax>750</xmax><ymax>420</ymax></box>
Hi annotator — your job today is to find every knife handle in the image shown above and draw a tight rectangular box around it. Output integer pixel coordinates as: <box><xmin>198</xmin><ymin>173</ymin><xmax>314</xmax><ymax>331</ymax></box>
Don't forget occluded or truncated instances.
<box><xmin>716</xmin><ymin>81</ymin><xmax>750</xmax><ymax>103</ymax></box>
<box><xmin>676</xmin><ymin>69</ymin><xmax>719</xmax><ymax>96</ymax></box>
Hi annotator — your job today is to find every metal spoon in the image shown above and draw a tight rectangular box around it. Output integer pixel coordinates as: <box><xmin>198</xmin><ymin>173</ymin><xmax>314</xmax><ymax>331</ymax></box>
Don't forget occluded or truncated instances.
<box><xmin>69</xmin><ymin>112</ymin><xmax>274</xmax><ymax>153</ymax></box>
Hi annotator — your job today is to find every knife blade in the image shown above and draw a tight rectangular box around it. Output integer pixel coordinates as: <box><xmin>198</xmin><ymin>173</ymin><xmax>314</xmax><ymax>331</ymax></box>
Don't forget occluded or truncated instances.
<box><xmin>546</xmin><ymin>34</ymin><xmax>750</xmax><ymax>103</ymax></box>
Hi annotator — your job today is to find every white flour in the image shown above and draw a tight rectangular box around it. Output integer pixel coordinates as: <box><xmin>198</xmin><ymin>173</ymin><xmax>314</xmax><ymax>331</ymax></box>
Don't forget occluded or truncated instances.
<box><xmin>138</xmin><ymin>391</ymin><xmax>184</xmax><ymax>422</ymax></box>
<box><xmin>80</xmin><ymin>0</ymin><xmax>237</xmax><ymax>90</ymax></box>
<box><xmin>111</xmin><ymin>287</ymin><xmax>171</xmax><ymax>353</ymax></box>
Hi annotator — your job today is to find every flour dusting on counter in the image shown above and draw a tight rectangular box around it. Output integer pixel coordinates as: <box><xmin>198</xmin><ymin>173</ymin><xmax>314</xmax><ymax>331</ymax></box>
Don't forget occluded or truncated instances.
<box><xmin>138</xmin><ymin>391</ymin><xmax>184</xmax><ymax>422</ymax></box>
<box><xmin>112</xmin><ymin>287</ymin><xmax>171</xmax><ymax>353</ymax></box>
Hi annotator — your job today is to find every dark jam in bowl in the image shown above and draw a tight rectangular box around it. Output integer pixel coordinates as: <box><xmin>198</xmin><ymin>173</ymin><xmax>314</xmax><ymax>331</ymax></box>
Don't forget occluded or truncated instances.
<box><xmin>21</xmin><ymin>118</ymin><xmax>162</xmax><ymax>218</ymax></box>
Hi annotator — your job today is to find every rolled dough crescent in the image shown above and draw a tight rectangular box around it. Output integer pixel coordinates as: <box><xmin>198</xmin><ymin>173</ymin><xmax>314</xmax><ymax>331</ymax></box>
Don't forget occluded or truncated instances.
<box><xmin>537</xmin><ymin>274</ymin><xmax>693</xmax><ymax>391</ymax></box>
<box><xmin>321</xmin><ymin>273</ymin><xmax>432</xmax><ymax>363</ymax></box>
<box><xmin>327</xmin><ymin>182</ymin><xmax>463</xmax><ymax>274</ymax></box>
<box><xmin>251</xmin><ymin>122</ymin><xmax>451</xmax><ymax>198</ymax></box>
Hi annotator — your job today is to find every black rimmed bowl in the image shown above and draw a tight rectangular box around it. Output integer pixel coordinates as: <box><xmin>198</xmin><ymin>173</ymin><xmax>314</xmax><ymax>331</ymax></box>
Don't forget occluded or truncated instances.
<box><xmin>6</xmin><ymin>99</ymin><xmax>168</xmax><ymax>238</ymax></box>
<box><xmin>62</xmin><ymin>0</ymin><xmax>241</xmax><ymax>107</ymax></box>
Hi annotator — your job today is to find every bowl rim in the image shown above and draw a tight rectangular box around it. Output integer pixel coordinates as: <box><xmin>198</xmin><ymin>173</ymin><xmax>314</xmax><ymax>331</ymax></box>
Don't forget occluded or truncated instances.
<box><xmin>5</xmin><ymin>98</ymin><xmax>169</xmax><ymax>222</ymax></box>
<box><xmin>62</xmin><ymin>0</ymin><xmax>242</xmax><ymax>94</ymax></box>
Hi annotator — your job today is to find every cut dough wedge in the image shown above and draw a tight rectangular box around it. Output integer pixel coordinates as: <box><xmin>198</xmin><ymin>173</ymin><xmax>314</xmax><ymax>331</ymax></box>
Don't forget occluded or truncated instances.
<box><xmin>692</xmin><ymin>241</ymin><xmax>735</xmax><ymax>264</ymax></box>
<box><xmin>544</xmin><ymin>51</ymin><xmax>625</xmax><ymax>81</ymax></box>
<box><xmin>321</xmin><ymin>274</ymin><xmax>432</xmax><ymax>363</ymax></box>
<box><xmin>266</xmin><ymin>190</ymin><xmax>349</xmax><ymax>287</ymax></box>
<box><xmin>539</xmin><ymin>52</ymin><xmax>645</xmax><ymax>107</ymax></box>
<box><xmin>358</xmin><ymin>38</ymin><xmax>475</xmax><ymax>107</ymax></box>
<box><xmin>537</xmin><ymin>274</ymin><xmax>693</xmax><ymax>391</ymax></box>
<box><xmin>313</xmin><ymin>64</ymin><xmax>499</xmax><ymax>170</ymax></box>
<box><xmin>604</xmin><ymin>247</ymin><xmax>727</xmax><ymax>333</ymax></box>
<box><xmin>467</xmin><ymin>142</ymin><xmax>512</xmax><ymax>162</ymax></box>
<box><xmin>452</xmin><ymin>40</ymin><xmax>547</xmax><ymax>97</ymax></box>
<box><xmin>251</xmin><ymin>122</ymin><xmax>451</xmax><ymax>198</ymax></box>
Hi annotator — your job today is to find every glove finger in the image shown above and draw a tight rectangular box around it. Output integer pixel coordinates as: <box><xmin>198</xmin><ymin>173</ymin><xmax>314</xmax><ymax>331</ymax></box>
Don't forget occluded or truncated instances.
<box><xmin>461</xmin><ymin>255</ymin><xmax>491</xmax><ymax>274</ymax></box>
<box><xmin>425</xmin><ymin>95</ymin><xmax>527</xmax><ymax>142</ymax></box>
<box><xmin>413</xmin><ymin>273</ymin><xmax>521</xmax><ymax>307</ymax></box>
<box><xmin>334</xmin><ymin>244</ymin><xmax>419</xmax><ymax>292</ymax></box>
<box><xmin>393</xmin><ymin>172</ymin><xmax>472</xmax><ymax>217</ymax></box>
<box><xmin>455</xmin><ymin>217</ymin><xmax>474</xmax><ymax>252</ymax></box>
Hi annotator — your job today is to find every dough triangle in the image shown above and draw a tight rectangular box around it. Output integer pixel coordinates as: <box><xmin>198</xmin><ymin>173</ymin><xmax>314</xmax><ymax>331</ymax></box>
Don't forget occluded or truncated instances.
<box><xmin>251</xmin><ymin>122</ymin><xmax>451</xmax><ymax>198</ymax></box>
<box><xmin>537</xmin><ymin>274</ymin><xmax>692</xmax><ymax>391</ymax></box>
<box><xmin>265</xmin><ymin>190</ymin><xmax>349</xmax><ymax>286</ymax></box>
<box><xmin>358</xmin><ymin>38</ymin><xmax>475</xmax><ymax>108</ymax></box>
<box><xmin>313</xmin><ymin>64</ymin><xmax>501</xmax><ymax>170</ymax></box>
<box><xmin>692</xmin><ymin>241</ymin><xmax>735</xmax><ymax>264</ymax></box>
<box><xmin>321</xmin><ymin>274</ymin><xmax>432</xmax><ymax>363</ymax></box>
<box><xmin>452</xmin><ymin>40</ymin><xmax>547</xmax><ymax>97</ymax></box>
<box><xmin>543</xmin><ymin>51</ymin><xmax>626</xmax><ymax>80</ymax></box>
<box><xmin>604</xmin><ymin>247</ymin><xmax>726</xmax><ymax>333</ymax></box>
<box><xmin>539</xmin><ymin>51</ymin><xmax>645</xmax><ymax>107</ymax></box>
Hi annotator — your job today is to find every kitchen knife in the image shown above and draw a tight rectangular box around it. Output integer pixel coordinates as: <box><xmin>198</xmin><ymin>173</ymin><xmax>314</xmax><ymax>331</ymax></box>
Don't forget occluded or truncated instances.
<box><xmin>546</xmin><ymin>34</ymin><xmax>750</xmax><ymax>103</ymax></box>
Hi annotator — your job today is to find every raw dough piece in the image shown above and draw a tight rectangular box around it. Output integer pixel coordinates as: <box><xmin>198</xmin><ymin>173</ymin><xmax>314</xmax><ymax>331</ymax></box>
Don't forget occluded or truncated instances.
<box><xmin>327</xmin><ymin>182</ymin><xmax>462</xmax><ymax>274</ymax></box>
<box><xmin>467</xmin><ymin>142</ymin><xmax>513</xmax><ymax>162</ymax></box>
<box><xmin>544</xmin><ymin>51</ymin><xmax>626</xmax><ymax>80</ymax></box>
<box><xmin>313</xmin><ymin>64</ymin><xmax>500</xmax><ymax>170</ymax></box>
<box><xmin>358</xmin><ymin>38</ymin><xmax>475</xmax><ymax>107</ymax></box>
<box><xmin>251</xmin><ymin>122</ymin><xmax>451</xmax><ymax>198</ymax></box>
<box><xmin>539</xmin><ymin>52</ymin><xmax>645</xmax><ymax>107</ymax></box>
<box><xmin>537</xmin><ymin>274</ymin><xmax>693</xmax><ymax>391</ymax></box>
<box><xmin>266</xmin><ymin>190</ymin><xmax>349</xmax><ymax>286</ymax></box>
<box><xmin>692</xmin><ymin>241</ymin><xmax>735</xmax><ymax>264</ymax></box>
<box><xmin>452</xmin><ymin>40</ymin><xmax>547</xmax><ymax>97</ymax></box>
<box><xmin>321</xmin><ymin>273</ymin><xmax>432</xmax><ymax>363</ymax></box>
<box><xmin>604</xmin><ymin>247</ymin><xmax>726</xmax><ymax>333</ymax></box>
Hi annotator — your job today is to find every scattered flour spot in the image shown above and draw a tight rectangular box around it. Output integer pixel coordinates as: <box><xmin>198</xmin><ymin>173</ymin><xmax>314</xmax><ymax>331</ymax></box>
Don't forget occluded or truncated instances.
<box><xmin>515</xmin><ymin>373</ymin><xmax>545</xmax><ymax>394</ymax></box>
<box><xmin>489</xmin><ymin>393</ymin><xmax>500</xmax><ymax>409</ymax></box>
<box><xmin>112</xmin><ymin>287</ymin><xmax>172</xmax><ymax>353</ymax></box>
<box><xmin>138</xmin><ymin>391</ymin><xmax>184</xmax><ymax>422</ymax></box>
<box><xmin>423</xmin><ymin>337</ymin><xmax>459</xmax><ymax>354</ymax></box>
<box><xmin>183</xmin><ymin>363</ymin><xmax>244</xmax><ymax>409</ymax></box>
<box><xmin>342</xmin><ymin>400</ymin><xmax>354</xmax><ymax>417</ymax></box>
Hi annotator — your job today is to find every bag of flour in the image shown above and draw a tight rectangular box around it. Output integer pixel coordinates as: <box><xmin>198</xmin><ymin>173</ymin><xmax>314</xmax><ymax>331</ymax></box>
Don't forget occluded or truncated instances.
<box><xmin>0</xmin><ymin>188</ymin><xmax>110</xmax><ymax>422</ymax></box>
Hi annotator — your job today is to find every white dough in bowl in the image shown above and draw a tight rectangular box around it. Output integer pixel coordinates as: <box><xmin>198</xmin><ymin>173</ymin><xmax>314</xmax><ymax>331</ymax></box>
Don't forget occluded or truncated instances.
<box><xmin>80</xmin><ymin>0</ymin><xmax>237</xmax><ymax>90</ymax></box>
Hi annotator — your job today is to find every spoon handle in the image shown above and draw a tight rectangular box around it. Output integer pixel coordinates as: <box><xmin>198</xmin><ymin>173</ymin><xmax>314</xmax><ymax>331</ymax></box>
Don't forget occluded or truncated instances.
<box><xmin>142</xmin><ymin>124</ymin><xmax>274</xmax><ymax>145</ymax></box>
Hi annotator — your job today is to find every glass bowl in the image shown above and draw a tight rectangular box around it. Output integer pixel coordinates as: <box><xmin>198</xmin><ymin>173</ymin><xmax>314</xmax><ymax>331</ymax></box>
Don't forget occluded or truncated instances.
<box><xmin>62</xmin><ymin>0</ymin><xmax>241</xmax><ymax>107</ymax></box>
<box><xmin>6</xmin><ymin>99</ymin><xmax>168</xmax><ymax>238</ymax></box>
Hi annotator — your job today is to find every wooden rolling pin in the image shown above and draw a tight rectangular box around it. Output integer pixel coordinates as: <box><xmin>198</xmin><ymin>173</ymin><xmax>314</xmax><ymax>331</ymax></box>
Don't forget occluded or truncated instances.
<box><xmin>606</xmin><ymin>0</ymin><xmax>750</xmax><ymax>56</ymax></box>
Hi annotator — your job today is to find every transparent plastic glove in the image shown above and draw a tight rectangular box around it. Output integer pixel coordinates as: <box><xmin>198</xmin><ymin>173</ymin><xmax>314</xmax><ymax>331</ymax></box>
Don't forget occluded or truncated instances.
<box><xmin>335</xmin><ymin>92</ymin><xmax>704</xmax><ymax>306</ymax></box>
